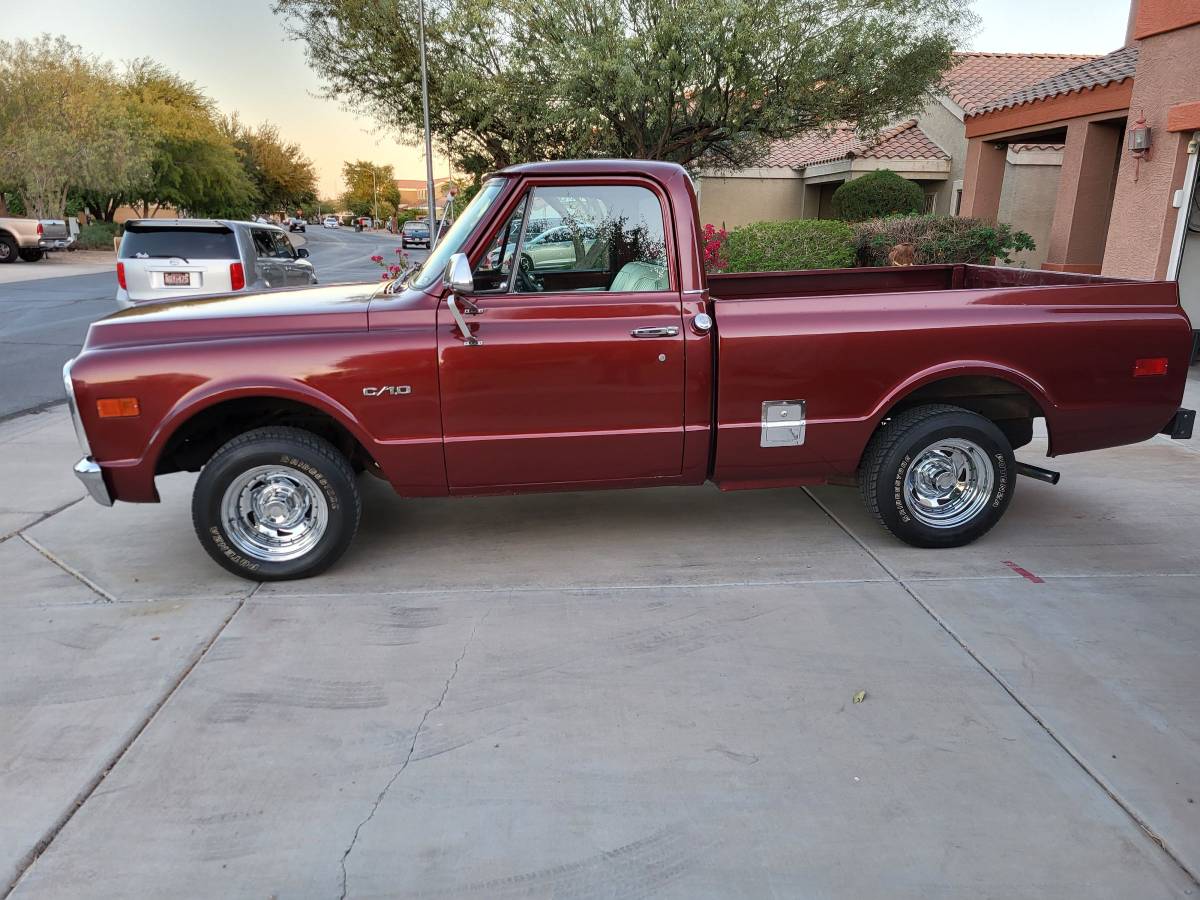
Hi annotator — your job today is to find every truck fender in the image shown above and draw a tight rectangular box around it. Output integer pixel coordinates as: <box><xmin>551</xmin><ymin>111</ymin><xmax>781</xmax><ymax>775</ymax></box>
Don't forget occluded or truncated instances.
<box><xmin>145</xmin><ymin>378</ymin><xmax>376</xmax><ymax>469</ymax></box>
<box><xmin>867</xmin><ymin>360</ymin><xmax>1059</xmax><ymax>435</ymax></box>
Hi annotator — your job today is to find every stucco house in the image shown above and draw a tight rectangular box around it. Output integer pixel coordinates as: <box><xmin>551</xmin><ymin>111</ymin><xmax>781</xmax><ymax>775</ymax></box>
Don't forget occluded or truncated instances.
<box><xmin>960</xmin><ymin>0</ymin><xmax>1200</xmax><ymax>344</ymax></box>
<box><xmin>696</xmin><ymin>52</ymin><xmax>1093</xmax><ymax>267</ymax></box>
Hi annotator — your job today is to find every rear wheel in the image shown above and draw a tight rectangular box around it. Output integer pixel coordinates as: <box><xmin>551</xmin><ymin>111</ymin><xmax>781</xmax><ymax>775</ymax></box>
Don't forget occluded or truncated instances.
<box><xmin>18</xmin><ymin>248</ymin><xmax>44</xmax><ymax>262</ymax></box>
<box><xmin>192</xmin><ymin>426</ymin><xmax>361</xmax><ymax>581</ymax></box>
<box><xmin>0</xmin><ymin>235</ymin><xmax>17</xmax><ymax>263</ymax></box>
<box><xmin>859</xmin><ymin>404</ymin><xmax>1014</xmax><ymax>548</ymax></box>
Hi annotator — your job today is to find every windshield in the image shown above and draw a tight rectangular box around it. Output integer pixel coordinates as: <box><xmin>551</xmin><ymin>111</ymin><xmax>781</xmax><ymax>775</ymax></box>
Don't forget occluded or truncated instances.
<box><xmin>411</xmin><ymin>178</ymin><xmax>507</xmax><ymax>289</ymax></box>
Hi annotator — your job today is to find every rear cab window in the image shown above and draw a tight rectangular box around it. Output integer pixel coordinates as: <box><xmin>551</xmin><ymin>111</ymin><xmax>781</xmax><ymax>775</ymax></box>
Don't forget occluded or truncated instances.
<box><xmin>120</xmin><ymin>225</ymin><xmax>238</xmax><ymax>260</ymax></box>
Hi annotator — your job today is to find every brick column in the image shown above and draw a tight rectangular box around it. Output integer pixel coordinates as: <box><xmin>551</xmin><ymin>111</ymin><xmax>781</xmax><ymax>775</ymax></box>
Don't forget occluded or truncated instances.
<box><xmin>1043</xmin><ymin>119</ymin><xmax>1123</xmax><ymax>273</ymax></box>
<box><xmin>960</xmin><ymin>138</ymin><xmax>1006</xmax><ymax>219</ymax></box>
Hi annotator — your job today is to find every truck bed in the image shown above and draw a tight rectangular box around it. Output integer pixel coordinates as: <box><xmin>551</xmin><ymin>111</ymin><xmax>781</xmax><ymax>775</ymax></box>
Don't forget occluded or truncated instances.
<box><xmin>708</xmin><ymin>264</ymin><xmax>1192</xmax><ymax>489</ymax></box>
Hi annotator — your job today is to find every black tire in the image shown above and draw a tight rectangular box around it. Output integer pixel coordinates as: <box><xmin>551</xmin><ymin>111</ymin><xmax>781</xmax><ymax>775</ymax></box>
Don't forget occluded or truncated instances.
<box><xmin>192</xmin><ymin>426</ymin><xmax>361</xmax><ymax>581</ymax></box>
<box><xmin>859</xmin><ymin>404</ymin><xmax>1014</xmax><ymax>548</ymax></box>
<box><xmin>18</xmin><ymin>248</ymin><xmax>44</xmax><ymax>262</ymax></box>
<box><xmin>0</xmin><ymin>234</ymin><xmax>17</xmax><ymax>264</ymax></box>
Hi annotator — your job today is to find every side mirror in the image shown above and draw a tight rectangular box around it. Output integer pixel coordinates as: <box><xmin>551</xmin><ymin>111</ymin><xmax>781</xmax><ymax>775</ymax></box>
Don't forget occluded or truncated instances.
<box><xmin>295</xmin><ymin>247</ymin><xmax>310</xmax><ymax>259</ymax></box>
<box><xmin>444</xmin><ymin>252</ymin><xmax>474</xmax><ymax>293</ymax></box>
<box><xmin>443</xmin><ymin>252</ymin><xmax>481</xmax><ymax>345</ymax></box>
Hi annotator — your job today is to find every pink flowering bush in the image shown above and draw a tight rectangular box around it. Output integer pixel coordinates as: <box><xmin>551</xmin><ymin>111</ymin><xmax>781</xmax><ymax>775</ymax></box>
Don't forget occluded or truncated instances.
<box><xmin>701</xmin><ymin>223</ymin><xmax>728</xmax><ymax>273</ymax></box>
<box><xmin>372</xmin><ymin>246</ymin><xmax>412</xmax><ymax>281</ymax></box>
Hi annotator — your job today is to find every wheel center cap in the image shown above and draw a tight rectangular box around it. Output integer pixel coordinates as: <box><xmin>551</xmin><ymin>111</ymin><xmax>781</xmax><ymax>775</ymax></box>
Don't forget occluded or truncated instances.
<box><xmin>935</xmin><ymin>471</ymin><xmax>956</xmax><ymax>492</ymax></box>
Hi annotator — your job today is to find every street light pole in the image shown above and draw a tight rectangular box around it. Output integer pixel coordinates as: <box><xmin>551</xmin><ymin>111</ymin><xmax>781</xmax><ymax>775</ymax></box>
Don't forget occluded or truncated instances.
<box><xmin>371</xmin><ymin>168</ymin><xmax>379</xmax><ymax>227</ymax></box>
<box><xmin>417</xmin><ymin>0</ymin><xmax>437</xmax><ymax>249</ymax></box>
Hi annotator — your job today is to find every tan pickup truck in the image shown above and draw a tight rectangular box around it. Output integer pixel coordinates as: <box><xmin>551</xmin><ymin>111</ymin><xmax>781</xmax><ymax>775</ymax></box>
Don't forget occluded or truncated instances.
<box><xmin>0</xmin><ymin>217</ymin><xmax>72</xmax><ymax>263</ymax></box>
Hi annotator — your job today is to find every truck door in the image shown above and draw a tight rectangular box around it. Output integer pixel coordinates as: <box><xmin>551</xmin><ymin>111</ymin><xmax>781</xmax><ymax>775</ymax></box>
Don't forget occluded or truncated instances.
<box><xmin>437</xmin><ymin>180</ymin><xmax>685</xmax><ymax>489</ymax></box>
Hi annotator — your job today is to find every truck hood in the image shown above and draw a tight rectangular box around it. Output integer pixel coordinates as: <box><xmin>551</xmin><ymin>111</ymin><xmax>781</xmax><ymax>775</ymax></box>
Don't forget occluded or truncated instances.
<box><xmin>85</xmin><ymin>282</ymin><xmax>380</xmax><ymax>351</ymax></box>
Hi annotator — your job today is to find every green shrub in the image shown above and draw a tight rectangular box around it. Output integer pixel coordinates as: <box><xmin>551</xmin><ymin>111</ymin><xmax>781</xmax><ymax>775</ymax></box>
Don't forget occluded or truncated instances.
<box><xmin>853</xmin><ymin>215</ymin><xmax>1036</xmax><ymax>266</ymax></box>
<box><xmin>723</xmin><ymin>219</ymin><xmax>856</xmax><ymax>273</ymax></box>
<box><xmin>76</xmin><ymin>221</ymin><xmax>121</xmax><ymax>250</ymax></box>
<box><xmin>831</xmin><ymin>170</ymin><xmax>925</xmax><ymax>222</ymax></box>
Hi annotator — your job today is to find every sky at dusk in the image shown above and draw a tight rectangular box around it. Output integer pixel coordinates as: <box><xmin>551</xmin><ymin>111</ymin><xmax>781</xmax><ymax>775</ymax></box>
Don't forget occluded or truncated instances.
<box><xmin>6</xmin><ymin>0</ymin><xmax>1133</xmax><ymax>198</ymax></box>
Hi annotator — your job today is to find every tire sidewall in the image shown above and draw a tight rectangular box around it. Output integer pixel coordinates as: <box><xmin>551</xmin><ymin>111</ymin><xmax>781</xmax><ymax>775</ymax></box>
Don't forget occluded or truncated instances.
<box><xmin>195</xmin><ymin>438</ymin><xmax>357</xmax><ymax>580</ymax></box>
<box><xmin>0</xmin><ymin>236</ymin><xmax>16</xmax><ymax>263</ymax></box>
<box><xmin>879</xmin><ymin>415</ymin><xmax>1014</xmax><ymax>547</ymax></box>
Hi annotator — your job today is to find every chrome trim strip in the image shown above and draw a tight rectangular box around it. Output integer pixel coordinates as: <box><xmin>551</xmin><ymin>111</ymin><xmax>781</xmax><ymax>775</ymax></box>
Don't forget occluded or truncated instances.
<box><xmin>74</xmin><ymin>457</ymin><xmax>112</xmax><ymax>506</ymax></box>
<box><xmin>62</xmin><ymin>359</ymin><xmax>91</xmax><ymax>455</ymax></box>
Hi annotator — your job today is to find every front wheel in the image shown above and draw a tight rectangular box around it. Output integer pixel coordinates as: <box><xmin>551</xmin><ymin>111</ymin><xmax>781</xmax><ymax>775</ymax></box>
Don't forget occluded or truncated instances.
<box><xmin>859</xmin><ymin>404</ymin><xmax>1014</xmax><ymax>548</ymax></box>
<box><xmin>192</xmin><ymin>427</ymin><xmax>361</xmax><ymax>580</ymax></box>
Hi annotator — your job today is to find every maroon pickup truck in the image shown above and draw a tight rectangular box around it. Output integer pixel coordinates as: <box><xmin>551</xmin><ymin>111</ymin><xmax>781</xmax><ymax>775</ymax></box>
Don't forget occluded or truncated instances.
<box><xmin>63</xmin><ymin>160</ymin><xmax>1194</xmax><ymax>580</ymax></box>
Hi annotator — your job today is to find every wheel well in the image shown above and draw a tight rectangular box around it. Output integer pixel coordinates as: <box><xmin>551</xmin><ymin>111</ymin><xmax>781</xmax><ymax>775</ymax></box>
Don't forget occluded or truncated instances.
<box><xmin>156</xmin><ymin>397</ymin><xmax>375</xmax><ymax>475</ymax></box>
<box><xmin>876</xmin><ymin>375</ymin><xmax>1046</xmax><ymax>453</ymax></box>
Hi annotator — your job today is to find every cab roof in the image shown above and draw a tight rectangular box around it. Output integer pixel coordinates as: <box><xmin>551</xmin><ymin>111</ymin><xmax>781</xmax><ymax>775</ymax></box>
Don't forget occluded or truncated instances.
<box><xmin>492</xmin><ymin>159</ymin><xmax>690</xmax><ymax>180</ymax></box>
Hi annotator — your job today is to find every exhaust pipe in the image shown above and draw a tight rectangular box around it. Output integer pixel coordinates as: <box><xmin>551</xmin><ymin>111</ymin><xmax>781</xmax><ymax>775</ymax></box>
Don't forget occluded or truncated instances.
<box><xmin>1016</xmin><ymin>461</ymin><xmax>1060</xmax><ymax>485</ymax></box>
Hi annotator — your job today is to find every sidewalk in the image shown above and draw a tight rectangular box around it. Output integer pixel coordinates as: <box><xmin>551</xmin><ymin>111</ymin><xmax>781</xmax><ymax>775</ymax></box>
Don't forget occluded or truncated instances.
<box><xmin>0</xmin><ymin>251</ymin><xmax>115</xmax><ymax>285</ymax></box>
<box><xmin>1</xmin><ymin>405</ymin><xmax>1198</xmax><ymax>897</ymax></box>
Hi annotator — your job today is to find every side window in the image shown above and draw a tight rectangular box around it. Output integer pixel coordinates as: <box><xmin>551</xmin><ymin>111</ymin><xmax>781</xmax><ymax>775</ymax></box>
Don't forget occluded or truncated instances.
<box><xmin>513</xmin><ymin>184</ymin><xmax>668</xmax><ymax>293</ymax></box>
<box><xmin>472</xmin><ymin>195</ymin><xmax>528</xmax><ymax>292</ymax></box>
<box><xmin>272</xmin><ymin>232</ymin><xmax>296</xmax><ymax>259</ymax></box>
<box><xmin>251</xmin><ymin>229</ymin><xmax>276</xmax><ymax>258</ymax></box>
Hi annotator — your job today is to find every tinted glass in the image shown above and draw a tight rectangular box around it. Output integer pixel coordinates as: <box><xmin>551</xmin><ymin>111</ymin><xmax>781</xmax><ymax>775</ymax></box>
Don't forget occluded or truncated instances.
<box><xmin>120</xmin><ymin>226</ymin><xmax>238</xmax><ymax>260</ymax></box>
<box><xmin>271</xmin><ymin>232</ymin><xmax>296</xmax><ymax>259</ymax></box>
<box><xmin>251</xmin><ymin>229</ymin><xmax>276</xmax><ymax>258</ymax></box>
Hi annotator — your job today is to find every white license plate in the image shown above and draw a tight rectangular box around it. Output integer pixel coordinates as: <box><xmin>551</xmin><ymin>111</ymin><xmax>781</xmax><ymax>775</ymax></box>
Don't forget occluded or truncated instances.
<box><xmin>163</xmin><ymin>272</ymin><xmax>192</xmax><ymax>287</ymax></box>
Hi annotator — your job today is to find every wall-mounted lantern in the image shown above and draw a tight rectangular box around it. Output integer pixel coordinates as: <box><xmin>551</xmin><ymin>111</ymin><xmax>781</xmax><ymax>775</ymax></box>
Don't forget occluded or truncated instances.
<box><xmin>1128</xmin><ymin>111</ymin><xmax>1152</xmax><ymax>181</ymax></box>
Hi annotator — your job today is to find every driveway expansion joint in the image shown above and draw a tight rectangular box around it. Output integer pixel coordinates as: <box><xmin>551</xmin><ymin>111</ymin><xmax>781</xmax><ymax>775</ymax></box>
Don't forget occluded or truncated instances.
<box><xmin>18</xmin><ymin>529</ymin><xmax>114</xmax><ymax>602</ymax></box>
<box><xmin>337</xmin><ymin>606</ymin><xmax>491</xmax><ymax>900</ymax></box>
<box><xmin>1</xmin><ymin>581</ymin><xmax>262</xmax><ymax>899</ymax></box>
<box><xmin>801</xmin><ymin>487</ymin><xmax>1200</xmax><ymax>889</ymax></box>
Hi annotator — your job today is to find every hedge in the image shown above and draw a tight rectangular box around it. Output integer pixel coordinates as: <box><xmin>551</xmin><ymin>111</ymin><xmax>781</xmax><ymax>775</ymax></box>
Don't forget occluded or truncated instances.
<box><xmin>75</xmin><ymin>221</ymin><xmax>121</xmax><ymax>250</ymax></box>
<box><xmin>853</xmin><ymin>215</ymin><xmax>1036</xmax><ymax>267</ymax></box>
<box><xmin>723</xmin><ymin>219</ymin><xmax>857</xmax><ymax>273</ymax></box>
<box><xmin>831</xmin><ymin>170</ymin><xmax>925</xmax><ymax>222</ymax></box>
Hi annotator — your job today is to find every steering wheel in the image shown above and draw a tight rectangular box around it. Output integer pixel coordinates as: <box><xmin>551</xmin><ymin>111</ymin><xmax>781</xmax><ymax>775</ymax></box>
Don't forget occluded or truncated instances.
<box><xmin>514</xmin><ymin>252</ymin><xmax>543</xmax><ymax>293</ymax></box>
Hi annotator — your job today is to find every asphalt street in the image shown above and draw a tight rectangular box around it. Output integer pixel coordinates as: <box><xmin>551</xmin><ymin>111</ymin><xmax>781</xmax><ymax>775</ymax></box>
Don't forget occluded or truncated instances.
<box><xmin>0</xmin><ymin>226</ymin><xmax>428</xmax><ymax>420</ymax></box>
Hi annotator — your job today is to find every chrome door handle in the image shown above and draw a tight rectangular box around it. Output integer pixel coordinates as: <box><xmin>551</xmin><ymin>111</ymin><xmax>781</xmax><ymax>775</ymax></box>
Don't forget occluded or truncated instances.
<box><xmin>630</xmin><ymin>326</ymin><xmax>680</xmax><ymax>338</ymax></box>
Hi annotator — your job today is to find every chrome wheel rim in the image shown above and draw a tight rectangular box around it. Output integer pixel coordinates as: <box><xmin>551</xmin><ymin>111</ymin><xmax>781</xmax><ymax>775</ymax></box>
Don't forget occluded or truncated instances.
<box><xmin>220</xmin><ymin>465</ymin><xmax>328</xmax><ymax>562</ymax></box>
<box><xmin>902</xmin><ymin>438</ymin><xmax>994</xmax><ymax>529</ymax></box>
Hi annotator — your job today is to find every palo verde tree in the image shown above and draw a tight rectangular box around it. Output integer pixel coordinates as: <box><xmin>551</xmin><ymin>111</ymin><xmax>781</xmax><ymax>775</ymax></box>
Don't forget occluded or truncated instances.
<box><xmin>274</xmin><ymin>0</ymin><xmax>975</xmax><ymax>177</ymax></box>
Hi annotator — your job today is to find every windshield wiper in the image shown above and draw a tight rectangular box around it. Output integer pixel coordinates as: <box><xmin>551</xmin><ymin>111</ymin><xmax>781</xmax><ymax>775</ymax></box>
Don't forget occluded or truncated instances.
<box><xmin>133</xmin><ymin>253</ymin><xmax>191</xmax><ymax>263</ymax></box>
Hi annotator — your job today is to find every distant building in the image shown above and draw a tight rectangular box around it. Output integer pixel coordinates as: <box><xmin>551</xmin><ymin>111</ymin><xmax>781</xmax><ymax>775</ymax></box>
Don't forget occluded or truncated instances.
<box><xmin>393</xmin><ymin>177</ymin><xmax>453</xmax><ymax>214</ymax></box>
<box><xmin>695</xmin><ymin>52</ymin><xmax>1093</xmax><ymax>268</ymax></box>
<box><xmin>960</xmin><ymin>0</ymin><xmax>1200</xmax><ymax>336</ymax></box>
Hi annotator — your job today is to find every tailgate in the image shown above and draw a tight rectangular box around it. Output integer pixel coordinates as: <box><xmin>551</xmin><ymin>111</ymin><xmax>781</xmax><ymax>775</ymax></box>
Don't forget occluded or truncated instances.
<box><xmin>38</xmin><ymin>220</ymin><xmax>70</xmax><ymax>239</ymax></box>
<box><xmin>123</xmin><ymin>260</ymin><xmax>234</xmax><ymax>302</ymax></box>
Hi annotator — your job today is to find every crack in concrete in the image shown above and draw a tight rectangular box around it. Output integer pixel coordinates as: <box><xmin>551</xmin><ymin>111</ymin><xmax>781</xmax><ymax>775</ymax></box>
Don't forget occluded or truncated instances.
<box><xmin>337</xmin><ymin>607</ymin><xmax>490</xmax><ymax>900</ymax></box>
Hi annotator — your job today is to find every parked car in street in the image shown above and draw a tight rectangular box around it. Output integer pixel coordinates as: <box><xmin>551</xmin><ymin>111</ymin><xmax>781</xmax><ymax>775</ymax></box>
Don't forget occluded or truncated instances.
<box><xmin>65</xmin><ymin>160</ymin><xmax>1194</xmax><ymax>581</ymax></box>
<box><xmin>0</xmin><ymin>217</ymin><xmax>72</xmax><ymax>262</ymax></box>
<box><xmin>401</xmin><ymin>219</ymin><xmax>430</xmax><ymax>249</ymax></box>
<box><xmin>322</xmin><ymin>216</ymin><xmax>339</xmax><ymax>229</ymax></box>
<box><xmin>115</xmin><ymin>219</ymin><xmax>316</xmax><ymax>308</ymax></box>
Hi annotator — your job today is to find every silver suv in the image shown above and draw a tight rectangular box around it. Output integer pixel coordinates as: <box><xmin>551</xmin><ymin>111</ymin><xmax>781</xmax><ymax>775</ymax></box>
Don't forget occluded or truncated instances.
<box><xmin>116</xmin><ymin>219</ymin><xmax>317</xmax><ymax>308</ymax></box>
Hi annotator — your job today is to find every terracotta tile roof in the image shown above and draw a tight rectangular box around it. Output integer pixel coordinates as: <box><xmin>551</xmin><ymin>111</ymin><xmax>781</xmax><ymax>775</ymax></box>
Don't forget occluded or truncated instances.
<box><xmin>973</xmin><ymin>46</ymin><xmax>1138</xmax><ymax>115</ymax></box>
<box><xmin>942</xmin><ymin>52</ymin><xmax>1098</xmax><ymax>116</ymax></box>
<box><xmin>764</xmin><ymin>121</ymin><xmax>948</xmax><ymax>169</ymax></box>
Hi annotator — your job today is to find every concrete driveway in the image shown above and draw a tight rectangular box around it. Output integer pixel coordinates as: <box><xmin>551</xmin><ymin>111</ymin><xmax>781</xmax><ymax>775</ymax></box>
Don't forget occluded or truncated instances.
<box><xmin>1</xmin><ymin>397</ymin><xmax>1198</xmax><ymax>898</ymax></box>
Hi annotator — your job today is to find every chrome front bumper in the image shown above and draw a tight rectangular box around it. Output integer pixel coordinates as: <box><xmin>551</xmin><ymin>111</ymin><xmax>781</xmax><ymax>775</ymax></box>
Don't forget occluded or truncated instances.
<box><xmin>74</xmin><ymin>457</ymin><xmax>113</xmax><ymax>506</ymax></box>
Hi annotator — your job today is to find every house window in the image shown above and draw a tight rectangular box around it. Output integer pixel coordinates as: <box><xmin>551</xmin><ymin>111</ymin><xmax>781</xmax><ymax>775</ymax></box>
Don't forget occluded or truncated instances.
<box><xmin>923</xmin><ymin>192</ymin><xmax>937</xmax><ymax>213</ymax></box>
